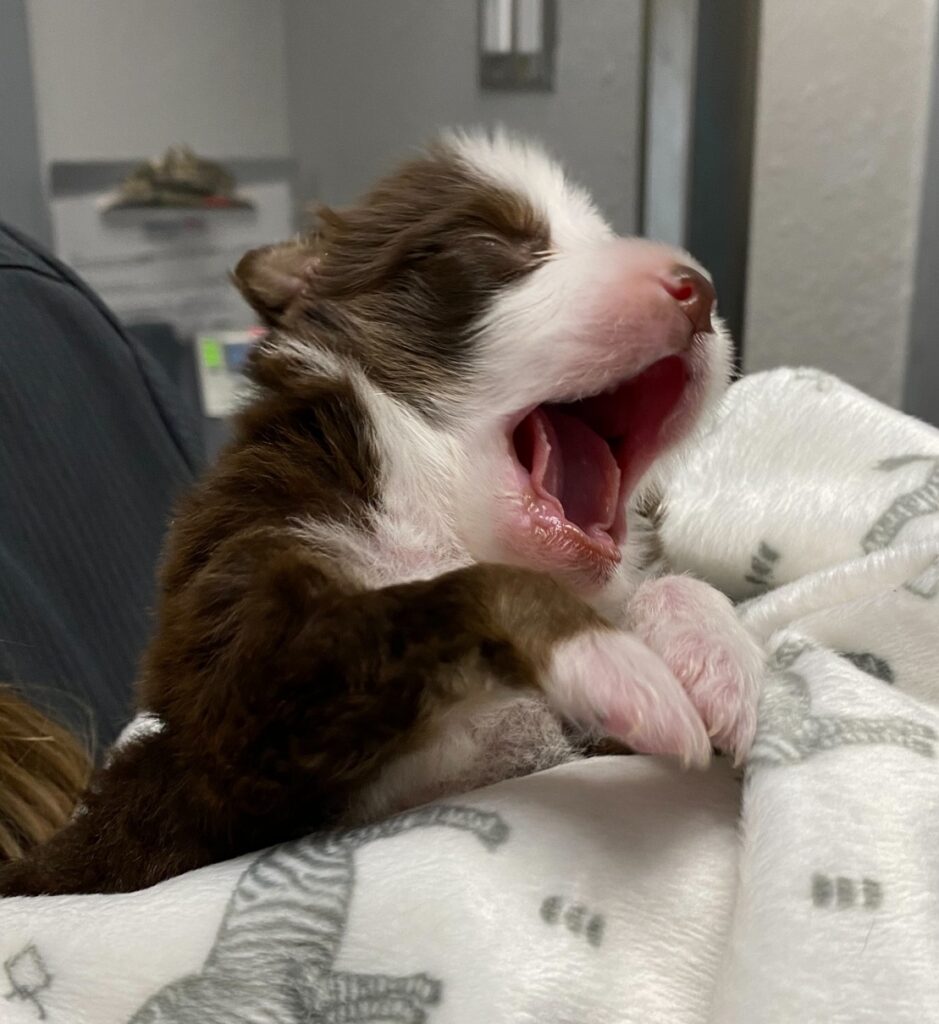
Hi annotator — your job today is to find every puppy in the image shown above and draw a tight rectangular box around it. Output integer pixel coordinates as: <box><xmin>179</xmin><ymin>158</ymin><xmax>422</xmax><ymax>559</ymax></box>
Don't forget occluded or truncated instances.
<box><xmin>0</xmin><ymin>131</ymin><xmax>761</xmax><ymax>895</ymax></box>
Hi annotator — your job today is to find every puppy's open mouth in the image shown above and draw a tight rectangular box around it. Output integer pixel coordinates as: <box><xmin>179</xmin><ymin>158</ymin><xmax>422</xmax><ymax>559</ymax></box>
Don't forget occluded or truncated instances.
<box><xmin>510</xmin><ymin>355</ymin><xmax>689</xmax><ymax>570</ymax></box>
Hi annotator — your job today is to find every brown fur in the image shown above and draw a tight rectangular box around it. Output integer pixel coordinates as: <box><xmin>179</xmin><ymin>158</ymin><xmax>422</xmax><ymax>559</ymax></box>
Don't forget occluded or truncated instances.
<box><xmin>236</xmin><ymin>146</ymin><xmax>549</xmax><ymax>415</ymax></box>
<box><xmin>0</xmin><ymin>551</ymin><xmax>602</xmax><ymax>893</ymax></box>
<box><xmin>0</xmin><ymin>146</ymin><xmax>608</xmax><ymax>896</ymax></box>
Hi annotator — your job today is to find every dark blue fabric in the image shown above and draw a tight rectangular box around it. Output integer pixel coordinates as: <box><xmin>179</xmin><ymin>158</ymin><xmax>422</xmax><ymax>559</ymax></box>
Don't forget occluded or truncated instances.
<box><xmin>0</xmin><ymin>223</ymin><xmax>197</xmax><ymax>748</ymax></box>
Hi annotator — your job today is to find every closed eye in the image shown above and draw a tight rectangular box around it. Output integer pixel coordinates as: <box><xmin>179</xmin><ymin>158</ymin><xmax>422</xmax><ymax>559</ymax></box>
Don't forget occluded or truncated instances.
<box><xmin>471</xmin><ymin>232</ymin><xmax>552</xmax><ymax>263</ymax></box>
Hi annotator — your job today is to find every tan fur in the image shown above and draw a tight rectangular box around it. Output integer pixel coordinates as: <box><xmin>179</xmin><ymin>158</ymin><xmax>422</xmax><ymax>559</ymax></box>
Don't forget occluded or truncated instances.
<box><xmin>0</xmin><ymin>688</ymin><xmax>90</xmax><ymax>860</ymax></box>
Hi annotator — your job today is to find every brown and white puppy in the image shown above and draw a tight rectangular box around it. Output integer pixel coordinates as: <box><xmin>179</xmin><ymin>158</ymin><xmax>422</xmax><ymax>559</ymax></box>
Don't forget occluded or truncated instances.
<box><xmin>0</xmin><ymin>130</ymin><xmax>761</xmax><ymax>895</ymax></box>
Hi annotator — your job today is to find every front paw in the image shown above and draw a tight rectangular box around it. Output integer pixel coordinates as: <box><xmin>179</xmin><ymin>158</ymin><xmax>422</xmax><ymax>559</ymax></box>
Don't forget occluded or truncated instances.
<box><xmin>544</xmin><ymin>628</ymin><xmax>712</xmax><ymax>767</ymax></box>
<box><xmin>629</xmin><ymin>576</ymin><xmax>764</xmax><ymax>764</ymax></box>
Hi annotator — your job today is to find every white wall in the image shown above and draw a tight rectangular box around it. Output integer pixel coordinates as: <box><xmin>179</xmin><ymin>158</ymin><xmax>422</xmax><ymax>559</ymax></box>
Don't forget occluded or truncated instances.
<box><xmin>26</xmin><ymin>0</ymin><xmax>291</xmax><ymax>162</ymax></box>
<box><xmin>0</xmin><ymin>0</ymin><xmax>50</xmax><ymax>244</ymax></box>
<box><xmin>744</xmin><ymin>0</ymin><xmax>936</xmax><ymax>406</ymax></box>
<box><xmin>643</xmin><ymin>0</ymin><xmax>697</xmax><ymax>248</ymax></box>
<box><xmin>283</xmin><ymin>0</ymin><xmax>645</xmax><ymax>234</ymax></box>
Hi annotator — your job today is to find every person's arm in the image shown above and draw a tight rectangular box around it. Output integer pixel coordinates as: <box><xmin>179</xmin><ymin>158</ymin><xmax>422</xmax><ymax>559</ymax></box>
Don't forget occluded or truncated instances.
<box><xmin>0</xmin><ymin>223</ymin><xmax>196</xmax><ymax>747</ymax></box>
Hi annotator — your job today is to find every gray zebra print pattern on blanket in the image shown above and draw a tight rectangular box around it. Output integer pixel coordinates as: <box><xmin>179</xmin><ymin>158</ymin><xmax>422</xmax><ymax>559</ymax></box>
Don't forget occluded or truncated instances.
<box><xmin>128</xmin><ymin>804</ymin><xmax>509</xmax><ymax>1024</ymax></box>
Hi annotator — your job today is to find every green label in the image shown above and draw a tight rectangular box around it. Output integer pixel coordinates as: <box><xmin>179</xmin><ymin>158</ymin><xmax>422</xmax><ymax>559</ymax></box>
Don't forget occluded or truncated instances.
<box><xmin>201</xmin><ymin>339</ymin><xmax>223</xmax><ymax>369</ymax></box>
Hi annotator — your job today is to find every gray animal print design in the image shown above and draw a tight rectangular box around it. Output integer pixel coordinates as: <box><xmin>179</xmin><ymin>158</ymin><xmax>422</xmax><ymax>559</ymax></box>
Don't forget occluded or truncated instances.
<box><xmin>744</xmin><ymin>540</ymin><xmax>781</xmax><ymax>592</ymax></box>
<box><xmin>128</xmin><ymin>804</ymin><xmax>509</xmax><ymax>1024</ymax></box>
<box><xmin>811</xmin><ymin>873</ymin><xmax>883</xmax><ymax>910</ymax></box>
<box><xmin>4</xmin><ymin>945</ymin><xmax>52</xmax><ymax>1020</ymax></box>
<box><xmin>749</xmin><ymin>639</ymin><xmax>936</xmax><ymax>766</ymax></box>
<box><xmin>838</xmin><ymin>651</ymin><xmax>894</xmax><ymax>684</ymax></box>
<box><xmin>539</xmin><ymin>896</ymin><xmax>605</xmax><ymax>947</ymax></box>
<box><xmin>862</xmin><ymin>454</ymin><xmax>939</xmax><ymax>553</ymax></box>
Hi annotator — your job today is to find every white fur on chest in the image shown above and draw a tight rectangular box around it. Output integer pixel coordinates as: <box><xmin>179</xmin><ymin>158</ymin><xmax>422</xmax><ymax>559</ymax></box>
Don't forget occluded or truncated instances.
<box><xmin>353</xmin><ymin>690</ymin><xmax>579</xmax><ymax>822</ymax></box>
<box><xmin>293</xmin><ymin>511</ymin><xmax>472</xmax><ymax>590</ymax></box>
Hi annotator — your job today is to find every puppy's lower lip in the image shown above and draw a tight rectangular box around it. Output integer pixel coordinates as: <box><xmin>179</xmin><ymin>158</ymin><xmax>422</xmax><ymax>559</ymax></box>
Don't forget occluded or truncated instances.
<box><xmin>508</xmin><ymin>355</ymin><xmax>690</xmax><ymax>566</ymax></box>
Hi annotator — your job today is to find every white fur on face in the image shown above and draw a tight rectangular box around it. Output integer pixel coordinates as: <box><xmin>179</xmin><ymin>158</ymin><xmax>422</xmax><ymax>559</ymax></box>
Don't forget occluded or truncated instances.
<box><xmin>444</xmin><ymin>131</ymin><xmax>722</xmax><ymax>417</ymax></box>
<box><xmin>471</xmin><ymin>240</ymin><xmax>705</xmax><ymax>415</ymax></box>
<box><xmin>445</xmin><ymin>128</ymin><xmax>613</xmax><ymax>252</ymax></box>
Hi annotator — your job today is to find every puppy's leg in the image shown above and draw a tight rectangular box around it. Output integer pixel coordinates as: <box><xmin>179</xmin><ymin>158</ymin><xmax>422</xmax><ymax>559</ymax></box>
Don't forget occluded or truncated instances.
<box><xmin>626</xmin><ymin>575</ymin><xmax>764</xmax><ymax>763</ymax></box>
<box><xmin>0</xmin><ymin>541</ymin><xmax>708</xmax><ymax>894</ymax></box>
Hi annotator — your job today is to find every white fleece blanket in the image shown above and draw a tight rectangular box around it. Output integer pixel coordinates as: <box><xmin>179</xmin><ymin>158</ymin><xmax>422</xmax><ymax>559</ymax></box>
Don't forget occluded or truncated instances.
<box><xmin>3</xmin><ymin>366</ymin><xmax>939</xmax><ymax>1024</ymax></box>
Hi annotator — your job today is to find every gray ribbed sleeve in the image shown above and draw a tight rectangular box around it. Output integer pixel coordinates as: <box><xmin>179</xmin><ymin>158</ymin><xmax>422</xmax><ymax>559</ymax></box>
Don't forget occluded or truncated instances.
<box><xmin>0</xmin><ymin>224</ymin><xmax>197</xmax><ymax>749</ymax></box>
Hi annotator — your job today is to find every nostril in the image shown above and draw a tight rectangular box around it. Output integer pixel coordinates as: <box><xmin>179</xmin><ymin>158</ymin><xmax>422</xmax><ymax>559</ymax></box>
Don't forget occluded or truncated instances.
<box><xmin>669</xmin><ymin>280</ymin><xmax>696</xmax><ymax>303</ymax></box>
<box><xmin>662</xmin><ymin>265</ymin><xmax>715</xmax><ymax>334</ymax></box>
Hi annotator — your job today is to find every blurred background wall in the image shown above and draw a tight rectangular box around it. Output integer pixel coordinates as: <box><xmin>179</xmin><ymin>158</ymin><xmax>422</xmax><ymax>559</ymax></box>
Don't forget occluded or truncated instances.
<box><xmin>25</xmin><ymin>0</ymin><xmax>292</xmax><ymax>162</ymax></box>
<box><xmin>282</xmin><ymin>0</ymin><xmax>644</xmax><ymax>233</ymax></box>
<box><xmin>2</xmin><ymin>0</ymin><xmax>938</xmax><ymax>424</ymax></box>
<box><xmin>744</xmin><ymin>0</ymin><xmax>936</xmax><ymax>408</ymax></box>
<box><xmin>0</xmin><ymin>0</ymin><xmax>50</xmax><ymax>246</ymax></box>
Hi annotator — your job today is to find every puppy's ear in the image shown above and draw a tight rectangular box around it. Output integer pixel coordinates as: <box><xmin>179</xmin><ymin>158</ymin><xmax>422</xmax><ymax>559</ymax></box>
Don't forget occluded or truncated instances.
<box><xmin>232</xmin><ymin>239</ymin><xmax>319</xmax><ymax>326</ymax></box>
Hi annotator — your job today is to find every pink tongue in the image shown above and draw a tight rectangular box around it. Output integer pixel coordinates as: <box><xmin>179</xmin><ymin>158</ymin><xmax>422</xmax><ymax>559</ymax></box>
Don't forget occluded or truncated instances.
<box><xmin>523</xmin><ymin>408</ymin><xmax>620</xmax><ymax>533</ymax></box>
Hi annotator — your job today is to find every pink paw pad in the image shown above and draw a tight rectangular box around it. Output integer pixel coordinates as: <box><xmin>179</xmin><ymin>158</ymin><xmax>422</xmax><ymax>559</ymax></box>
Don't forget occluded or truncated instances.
<box><xmin>629</xmin><ymin>576</ymin><xmax>763</xmax><ymax>764</ymax></box>
<box><xmin>545</xmin><ymin>629</ymin><xmax>712</xmax><ymax>767</ymax></box>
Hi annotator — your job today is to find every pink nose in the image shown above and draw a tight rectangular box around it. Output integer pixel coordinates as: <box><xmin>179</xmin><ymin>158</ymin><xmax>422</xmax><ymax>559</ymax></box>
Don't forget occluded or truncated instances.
<box><xmin>662</xmin><ymin>266</ymin><xmax>715</xmax><ymax>334</ymax></box>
